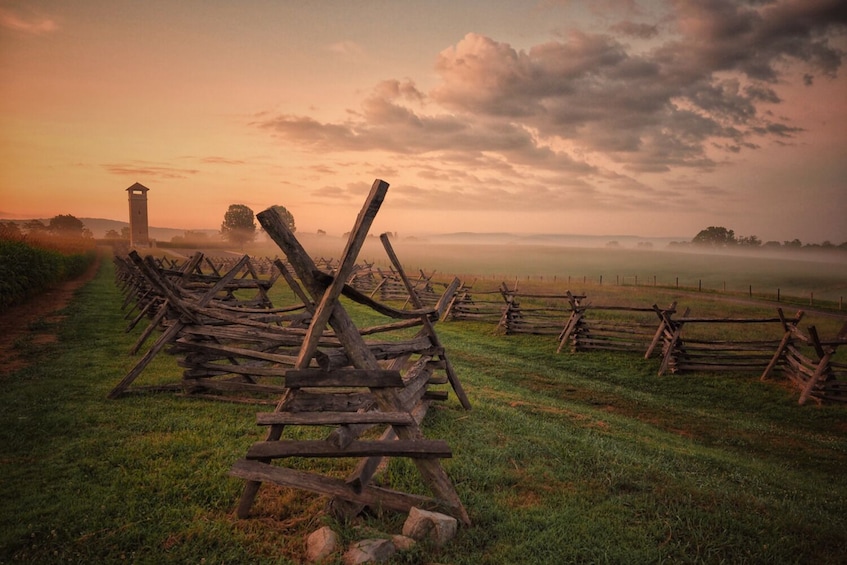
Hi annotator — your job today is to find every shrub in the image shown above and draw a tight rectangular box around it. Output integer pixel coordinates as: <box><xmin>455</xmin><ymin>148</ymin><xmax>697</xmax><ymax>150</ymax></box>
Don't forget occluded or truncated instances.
<box><xmin>0</xmin><ymin>236</ymin><xmax>95</xmax><ymax>312</ymax></box>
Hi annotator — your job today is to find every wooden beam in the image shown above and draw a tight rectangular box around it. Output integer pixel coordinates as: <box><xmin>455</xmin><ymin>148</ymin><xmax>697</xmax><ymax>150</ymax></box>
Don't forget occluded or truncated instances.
<box><xmin>245</xmin><ymin>439</ymin><xmax>452</xmax><ymax>459</ymax></box>
<box><xmin>256</xmin><ymin>411</ymin><xmax>415</xmax><ymax>426</ymax></box>
<box><xmin>284</xmin><ymin>368</ymin><xmax>404</xmax><ymax>389</ymax></box>
<box><xmin>229</xmin><ymin>459</ymin><xmax>465</xmax><ymax>521</ymax></box>
<box><xmin>379</xmin><ymin>233</ymin><xmax>471</xmax><ymax>410</ymax></box>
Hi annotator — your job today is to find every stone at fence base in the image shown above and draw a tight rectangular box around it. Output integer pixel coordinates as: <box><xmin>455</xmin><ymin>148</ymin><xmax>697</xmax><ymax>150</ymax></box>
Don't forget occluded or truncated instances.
<box><xmin>306</xmin><ymin>526</ymin><xmax>339</xmax><ymax>562</ymax></box>
<box><xmin>343</xmin><ymin>538</ymin><xmax>396</xmax><ymax>564</ymax></box>
<box><xmin>391</xmin><ymin>534</ymin><xmax>417</xmax><ymax>551</ymax></box>
<box><xmin>401</xmin><ymin>507</ymin><xmax>458</xmax><ymax>546</ymax></box>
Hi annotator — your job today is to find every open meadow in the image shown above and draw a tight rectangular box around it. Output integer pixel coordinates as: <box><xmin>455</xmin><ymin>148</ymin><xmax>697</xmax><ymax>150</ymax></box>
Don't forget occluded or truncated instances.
<box><xmin>1</xmin><ymin>246</ymin><xmax>846</xmax><ymax>564</ymax></box>
<box><xmin>241</xmin><ymin>234</ymin><xmax>847</xmax><ymax>307</ymax></box>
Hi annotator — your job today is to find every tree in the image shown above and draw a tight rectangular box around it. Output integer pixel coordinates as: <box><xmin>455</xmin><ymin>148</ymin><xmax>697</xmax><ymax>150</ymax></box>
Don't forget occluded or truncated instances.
<box><xmin>170</xmin><ymin>230</ymin><xmax>209</xmax><ymax>246</ymax></box>
<box><xmin>692</xmin><ymin>226</ymin><xmax>736</xmax><ymax>247</ymax></box>
<box><xmin>48</xmin><ymin>214</ymin><xmax>85</xmax><ymax>237</ymax></box>
<box><xmin>105</xmin><ymin>229</ymin><xmax>120</xmax><ymax>239</ymax></box>
<box><xmin>24</xmin><ymin>219</ymin><xmax>47</xmax><ymax>234</ymax></box>
<box><xmin>737</xmin><ymin>235</ymin><xmax>762</xmax><ymax>247</ymax></box>
<box><xmin>271</xmin><ymin>205</ymin><xmax>296</xmax><ymax>233</ymax></box>
<box><xmin>0</xmin><ymin>221</ymin><xmax>22</xmax><ymax>240</ymax></box>
<box><xmin>221</xmin><ymin>204</ymin><xmax>257</xmax><ymax>247</ymax></box>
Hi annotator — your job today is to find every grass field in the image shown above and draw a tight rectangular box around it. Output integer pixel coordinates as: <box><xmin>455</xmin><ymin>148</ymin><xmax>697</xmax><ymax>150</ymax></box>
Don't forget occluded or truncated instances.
<box><xmin>1</xmin><ymin>254</ymin><xmax>846</xmax><ymax>564</ymax></box>
<box><xmin>235</xmin><ymin>235</ymin><xmax>847</xmax><ymax>307</ymax></box>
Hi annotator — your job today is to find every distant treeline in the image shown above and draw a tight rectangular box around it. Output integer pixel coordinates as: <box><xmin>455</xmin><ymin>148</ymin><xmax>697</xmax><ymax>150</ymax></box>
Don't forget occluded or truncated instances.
<box><xmin>666</xmin><ymin>226</ymin><xmax>847</xmax><ymax>253</ymax></box>
<box><xmin>666</xmin><ymin>240</ymin><xmax>847</xmax><ymax>252</ymax></box>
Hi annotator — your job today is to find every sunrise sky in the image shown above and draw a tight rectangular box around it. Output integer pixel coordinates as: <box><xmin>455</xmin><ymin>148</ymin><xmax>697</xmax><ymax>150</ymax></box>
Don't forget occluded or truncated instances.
<box><xmin>1</xmin><ymin>0</ymin><xmax>845</xmax><ymax>243</ymax></box>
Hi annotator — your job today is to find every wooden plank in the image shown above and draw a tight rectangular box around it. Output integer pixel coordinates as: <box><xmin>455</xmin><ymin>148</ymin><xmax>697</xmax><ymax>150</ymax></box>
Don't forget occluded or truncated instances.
<box><xmin>314</xmin><ymin>336</ymin><xmax>437</xmax><ymax>371</ymax></box>
<box><xmin>229</xmin><ymin>459</ymin><xmax>462</xmax><ymax>519</ymax></box>
<box><xmin>799</xmin><ymin>350</ymin><xmax>833</xmax><ymax>405</ymax></box>
<box><xmin>179</xmin><ymin>324</ymin><xmax>306</xmax><ymax>346</ymax></box>
<box><xmin>256</xmin><ymin>411</ymin><xmax>415</xmax><ymax>426</ymax></box>
<box><xmin>182</xmin><ymin>379</ymin><xmax>289</xmax><ymax>395</ymax></box>
<box><xmin>284</xmin><ymin>391</ymin><xmax>375</xmax><ymax>413</ymax></box>
<box><xmin>312</xmin><ymin>270</ymin><xmax>436</xmax><ymax>320</ymax></box>
<box><xmin>358</xmin><ymin>318</ymin><xmax>424</xmax><ymax>336</ymax></box>
<box><xmin>246</xmin><ymin>439</ymin><xmax>452</xmax><ymax>459</ymax></box>
<box><xmin>658</xmin><ymin>323</ymin><xmax>684</xmax><ymax>377</ymax></box>
<box><xmin>129</xmin><ymin>300</ymin><xmax>170</xmax><ymax>354</ymax></box>
<box><xmin>174</xmin><ymin>339</ymin><xmax>301</xmax><ymax>366</ymax></box>
<box><xmin>284</xmin><ymin>368</ymin><xmax>404</xmax><ymax>389</ymax></box>
<box><xmin>294</xmin><ymin>179</ymin><xmax>389</xmax><ymax>370</ymax></box>
<box><xmin>556</xmin><ymin>311</ymin><xmax>582</xmax><ymax>353</ymax></box>
<box><xmin>180</xmin><ymin>361</ymin><xmax>290</xmax><ymax>378</ymax></box>
<box><xmin>108</xmin><ymin>320</ymin><xmax>184</xmax><ymax>399</ymax></box>
<box><xmin>380</xmin><ymin>233</ymin><xmax>471</xmax><ymax>410</ymax></box>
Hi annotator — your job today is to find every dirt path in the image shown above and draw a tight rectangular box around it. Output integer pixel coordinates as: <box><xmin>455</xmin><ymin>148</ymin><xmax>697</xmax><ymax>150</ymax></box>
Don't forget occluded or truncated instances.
<box><xmin>0</xmin><ymin>254</ymin><xmax>103</xmax><ymax>375</ymax></box>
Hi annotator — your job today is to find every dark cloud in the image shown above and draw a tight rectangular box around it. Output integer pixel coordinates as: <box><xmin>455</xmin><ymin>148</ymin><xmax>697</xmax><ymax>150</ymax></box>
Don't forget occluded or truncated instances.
<box><xmin>660</xmin><ymin>0</ymin><xmax>846</xmax><ymax>82</ymax></box>
<box><xmin>609</xmin><ymin>21</ymin><xmax>660</xmax><ymax>38</ymax></box>
<box><xmin>256</xmin><ymin>84</ymin><xmax>594</xmax><ymax>176</ymax></box>
<box><xmin>428</xmin><ymin>0</ymin><xmax>844</xmax><ymax>170</ymax></box>
<box><xmin>253</xmin><ymin>0</ymin><xmax>845</xmax><ymax>213</ymax></box>
<box><xmin>751</xmin><ymin>122</ymin><xmax>805</xmax><ymax>137</ymax></box>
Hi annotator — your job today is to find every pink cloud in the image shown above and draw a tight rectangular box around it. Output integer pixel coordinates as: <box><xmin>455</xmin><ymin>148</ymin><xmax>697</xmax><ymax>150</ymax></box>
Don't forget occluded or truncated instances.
<box><xmin>0</xmin><ymin>7</ymin><xmax>58</xmax><ymax>35</ymax></box>
<box><xmin>103</xmin><ymin>162</ymin><xmax>200</xmax><ymax>180</ymax></box>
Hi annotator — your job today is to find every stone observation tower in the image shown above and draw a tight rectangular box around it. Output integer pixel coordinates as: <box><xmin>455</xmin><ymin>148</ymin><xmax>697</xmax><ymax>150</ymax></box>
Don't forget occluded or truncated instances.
<box><xmin>126</xmin><ymin>182</ymin><xmax>150</xmax><ymax>247</ymax></box>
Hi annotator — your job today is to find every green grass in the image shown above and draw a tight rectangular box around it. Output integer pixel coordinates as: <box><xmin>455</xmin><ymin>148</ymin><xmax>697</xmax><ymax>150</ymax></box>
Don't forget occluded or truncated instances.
<box><xmin>1</xmin><ymin>259</ymin><xmax>846</xmax><ymax>564</ymax></box>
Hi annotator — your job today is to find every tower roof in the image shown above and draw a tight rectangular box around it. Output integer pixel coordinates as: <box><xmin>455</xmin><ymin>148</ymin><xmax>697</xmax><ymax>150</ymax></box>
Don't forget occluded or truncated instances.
<box><xmin>126</xmin><ymin>182</ymin><xmax>150</xmax><ymax>192</ymax></box>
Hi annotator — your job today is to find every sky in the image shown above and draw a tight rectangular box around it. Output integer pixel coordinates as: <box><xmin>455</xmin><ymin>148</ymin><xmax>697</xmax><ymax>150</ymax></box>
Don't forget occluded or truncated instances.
<box><xmin>1</xmin><ymin>0</ymin><xmax>846</xmax><ymax>243</ymax></box>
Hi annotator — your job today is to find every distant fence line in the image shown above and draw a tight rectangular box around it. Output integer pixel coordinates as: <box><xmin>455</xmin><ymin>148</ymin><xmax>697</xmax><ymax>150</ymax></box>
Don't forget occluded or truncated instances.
<box><xmin>417</xmin><ymin>272</ymin><xmax>845</xmax><ymax>311</ymax></box>
<box><xmin>156</xmin><ymin>253</ymin><xmax>845</xmax><ymax>312</ymax></box>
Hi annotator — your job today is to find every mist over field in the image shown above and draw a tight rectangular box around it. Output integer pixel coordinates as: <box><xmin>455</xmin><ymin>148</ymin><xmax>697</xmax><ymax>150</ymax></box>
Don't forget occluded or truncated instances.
<box><xmin>270</xmin><ymin>231</ymin><xmax>847</xmax><ymax>305</ymax></box>
<box><xmin>5</xmin><ymin>214</ymin><xmax>845</xmax><ymax>303</ymax></box>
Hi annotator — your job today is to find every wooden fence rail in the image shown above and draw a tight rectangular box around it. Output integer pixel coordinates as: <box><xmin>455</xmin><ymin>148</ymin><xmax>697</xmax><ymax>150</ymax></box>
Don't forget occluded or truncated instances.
<box><xmin>438</xmin><ymin>281</ymin><xmax>847</xmax><ymax>405</ymax></box>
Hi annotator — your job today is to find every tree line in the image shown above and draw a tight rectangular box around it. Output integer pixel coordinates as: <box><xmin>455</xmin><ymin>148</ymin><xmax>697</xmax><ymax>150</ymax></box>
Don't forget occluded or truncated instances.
<box><xmin>2</xmin><ymin>215</ymin><xmax>843</xmax><ymax>254</ymax></box>
<box><xmin>0</xmin><ymin>215</ymin><xmax>93</xmax><ymax>240</ymax></box>
<box><xmin>669</xmin><ymin>226</ymin><xmax>847</xmax><ymax>252</ymax></box>
<box><xmin>0</xmin><ymin>204</ymin><xmax>298</xmax><ymax>248</ymax></box>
